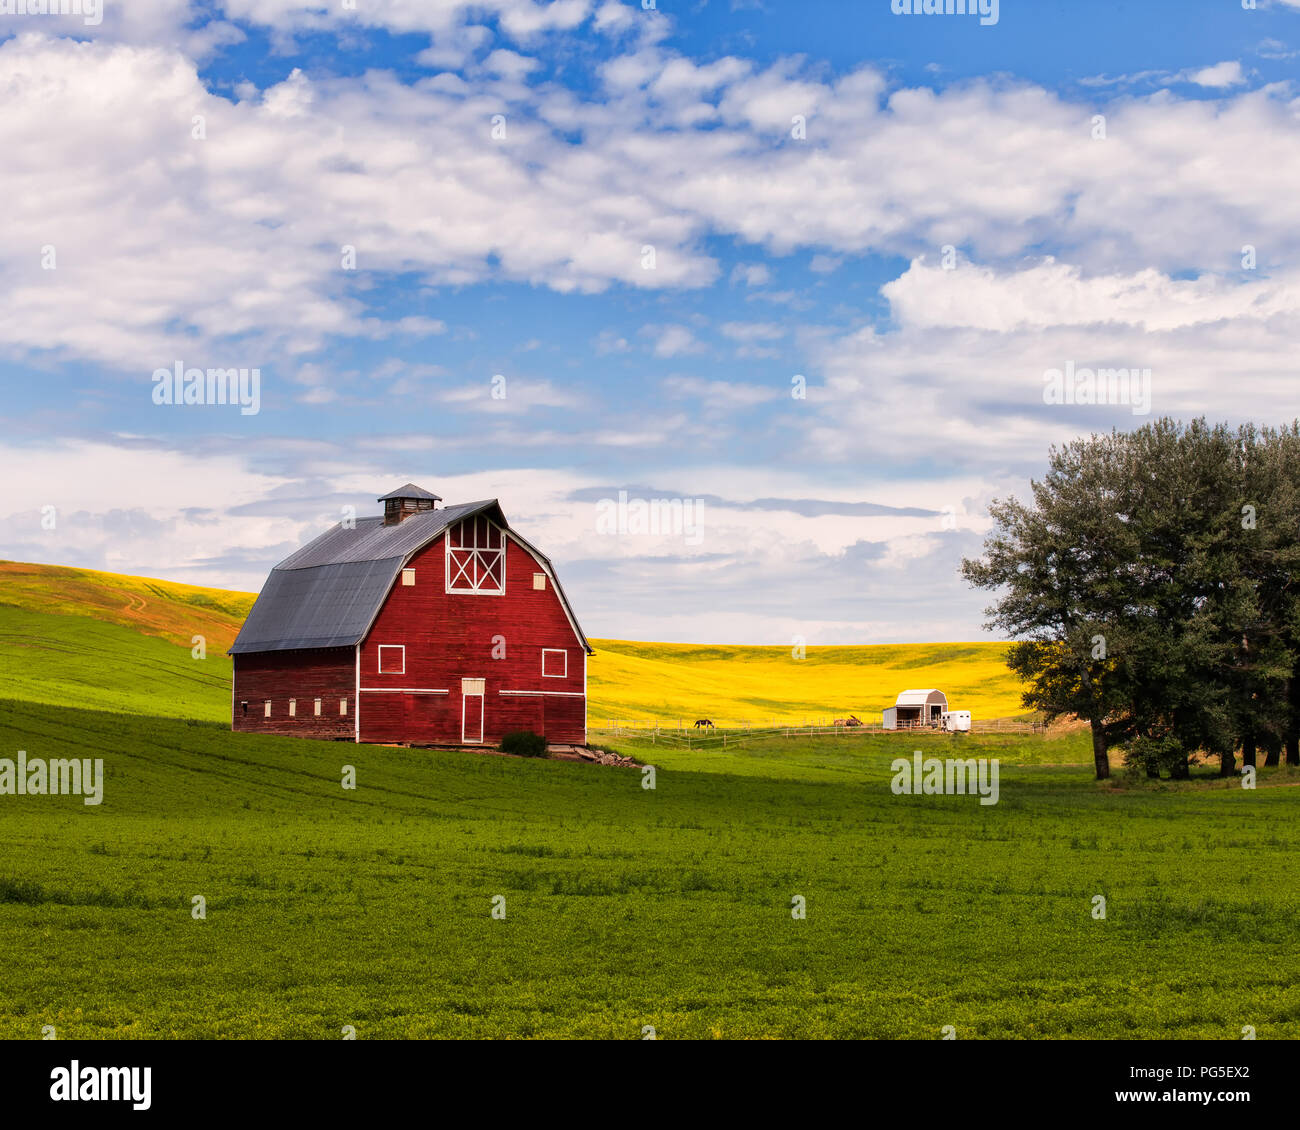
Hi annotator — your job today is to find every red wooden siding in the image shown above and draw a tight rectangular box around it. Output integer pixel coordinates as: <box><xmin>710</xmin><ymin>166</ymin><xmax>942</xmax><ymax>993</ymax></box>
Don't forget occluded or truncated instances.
<box><xmin>358</xmin><ymin>532</ymin><xmax>586</xmax><ymax>745</ymax></box>
<box><xmin>232</xmin><ymin>648</ymin><xmax>354</xmax><ymax>739</ymax></box>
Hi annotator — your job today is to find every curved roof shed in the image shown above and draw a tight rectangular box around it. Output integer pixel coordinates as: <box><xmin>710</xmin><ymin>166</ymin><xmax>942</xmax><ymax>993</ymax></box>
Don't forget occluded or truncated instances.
<box><xmin>895</xmin><ymin>689</ymin><xmax>948</xmax><ymax>710</ymax></box>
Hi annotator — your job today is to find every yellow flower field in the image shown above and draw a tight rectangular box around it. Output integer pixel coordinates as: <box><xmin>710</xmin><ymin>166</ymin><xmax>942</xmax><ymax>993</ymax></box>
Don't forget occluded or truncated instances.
<box><xmin>587</xmin><ymin>638</ymin><xmax>1028</xmax><ymax>725</ymax></box>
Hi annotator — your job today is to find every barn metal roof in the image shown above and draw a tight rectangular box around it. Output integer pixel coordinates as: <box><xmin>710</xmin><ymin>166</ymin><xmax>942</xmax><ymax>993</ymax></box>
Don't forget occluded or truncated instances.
<box><xmin>275</xmin><ymin>501</ymin><xmax>496</xmax><ymax>571</ymax></box>
<box><xmin>377</xmin><ymin>483</ymin><xmax>442</xmax><ymax>501</ymax></box>
<box><xmin>229</xmin><ymin>497</ymin><xmax>592</xmax><ymax>655</ymax></box>
<box><xmin>228</xmin><ymin>558</ymin><xmax>411</xmax><ymax>653</ymax></box>
<box><xmin>895</xmin><ymin>689</ymin><xmax>947</xmax><ymax>707</ymax></box>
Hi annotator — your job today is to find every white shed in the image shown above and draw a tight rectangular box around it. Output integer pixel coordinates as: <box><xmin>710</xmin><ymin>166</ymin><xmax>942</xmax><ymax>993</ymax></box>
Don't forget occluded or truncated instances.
<box><xmin>882</xmin><ymin>689</ymin><xmax>949</xmax><ymax>730</ymax></box>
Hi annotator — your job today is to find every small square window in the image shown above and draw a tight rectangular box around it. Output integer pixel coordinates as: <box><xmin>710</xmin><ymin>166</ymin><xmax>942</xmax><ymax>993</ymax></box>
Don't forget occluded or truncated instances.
<box><xmin>533</xmin><ymin>573</ymin><xmax>547</xmax><ymax>590</ymax></box>
<box><xmin>542</xmin><ymin>649</ymin><xmax>567</xmax><ymax>678</ymax></box>
<box><xmin>340</xmin><ymin>698</ymin><xmax>348</xmax><ymax>716</ymax></box>
<box><xmin>378</xmin><ymin>645</ymin><xmax>405</xmax><ymax>674</ymax></box>
<box><xmin>263</xmin><ymin>700</ymin><xmax>272</xmax><ymax>718</ymax></box>
<box><xmin>402</xmin><ymin>568</ymin><xmax>416</xmax><ymax>586</ymax></box>
<box><xmin>314</xmin><ymin>698</ymin><xmax>322</xmax><ymax>716</ymax></box>
<box><xmin>288</xmin><ymin>698</ymin><xmax>296</xmax><ymax>717</ymax></box>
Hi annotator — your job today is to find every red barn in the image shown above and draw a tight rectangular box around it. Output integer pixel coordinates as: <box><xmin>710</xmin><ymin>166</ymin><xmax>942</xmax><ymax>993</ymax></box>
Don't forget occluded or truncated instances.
<box><xmin>229</xmin><ymin>484</ymin><xmax>592</xmax><ymax>747</ymax></box>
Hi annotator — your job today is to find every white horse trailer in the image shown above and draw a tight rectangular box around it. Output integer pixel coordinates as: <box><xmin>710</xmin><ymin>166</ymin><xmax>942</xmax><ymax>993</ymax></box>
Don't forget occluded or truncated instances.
<box><xmin>941</xmin><ymin>710</ymin><xmax>971</xmax><ymax>733</ymax></box>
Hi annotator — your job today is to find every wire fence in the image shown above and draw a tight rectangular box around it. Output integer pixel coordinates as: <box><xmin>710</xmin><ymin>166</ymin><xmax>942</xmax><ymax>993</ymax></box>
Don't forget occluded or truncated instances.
<box><xmin>589</xmin><ymin>715</ymin><xmax>1045</xmax><ymax>750</ymax></box>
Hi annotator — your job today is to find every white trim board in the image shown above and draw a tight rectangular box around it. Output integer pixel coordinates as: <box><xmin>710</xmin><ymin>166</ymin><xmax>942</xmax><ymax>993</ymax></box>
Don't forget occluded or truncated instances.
<box><xmin>498</xmin><ymin>689</ymin><xmax>584</xmax><ymax>697</ymax></box>
<box><xmin>360</xmin><ymin>687</ymin><xmax>450</xmax><ymax>695</ymax></box>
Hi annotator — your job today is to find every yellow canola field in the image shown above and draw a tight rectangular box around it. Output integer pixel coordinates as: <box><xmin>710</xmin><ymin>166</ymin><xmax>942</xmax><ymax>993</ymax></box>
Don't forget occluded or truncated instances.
<box><xmin>586</xmin><ymin>639</ymin><xmax>1027</xmax><ymax>725</ymax></box>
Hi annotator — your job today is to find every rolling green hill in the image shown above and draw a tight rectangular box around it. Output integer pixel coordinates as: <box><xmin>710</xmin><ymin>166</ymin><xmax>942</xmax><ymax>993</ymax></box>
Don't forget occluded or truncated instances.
<box><xmin>0</xmin><ymin>559</ymin><xmax>1029</xmax><ymax>724</ymax></box>
<box><xmin>0</xmin><ymin>560</ymin><xmax>250</xmax><ymax>722</ymax></box>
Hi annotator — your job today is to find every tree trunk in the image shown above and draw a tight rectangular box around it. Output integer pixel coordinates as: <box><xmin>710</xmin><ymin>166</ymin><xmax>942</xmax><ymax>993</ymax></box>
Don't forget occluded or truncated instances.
<box><xmin>1220</xmin><ymin>749</ymin><xmax>1236</xmax><ymax>777</ymax></box>
<box><xmin>1242</xmin><ymin>735</ymin><xmax>1257</xmax><ymax>769</ymax></box>
<box><xmin>1170</xmin><ymin>758</ymin><xmax>1190</xmax><ymax>781</ymax></box>
<box><xmin>1287</xmin><ymin>673</ymin><xmax>1300</xmax><ymax>766</ymax></box>
<box><xmin>1265</xmin><ymin>735</ymin><xmax>1281</xmax><ymax>767</ymax></box>
<box><xmin>1090</xmin><ymin>718</ymin><xmax>1110</xmax><ymax>780</ymax></box>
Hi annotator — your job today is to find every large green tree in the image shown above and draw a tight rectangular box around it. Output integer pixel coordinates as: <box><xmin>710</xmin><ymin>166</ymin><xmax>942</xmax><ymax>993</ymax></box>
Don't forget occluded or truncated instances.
<box><xmin>965</xmin><ymin>418</ymin><xmax>1300</xmax><ymax>780</ymax></box>
<box><xmin>962</xmin><ymin>429</ymin><xmax>1140</xmax><ymax>780</ymax></box>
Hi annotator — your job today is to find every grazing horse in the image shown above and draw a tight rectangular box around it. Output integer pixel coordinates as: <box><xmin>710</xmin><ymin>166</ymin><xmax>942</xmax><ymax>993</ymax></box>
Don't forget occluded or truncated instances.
<box><xmin>694</xmin><ymin>719</ymin><xmax>715</xmax><ymax>729</ymax></box>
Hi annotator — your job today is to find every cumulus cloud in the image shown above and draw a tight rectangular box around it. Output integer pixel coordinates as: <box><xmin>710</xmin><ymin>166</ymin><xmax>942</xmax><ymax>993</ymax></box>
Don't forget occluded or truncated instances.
<box><xmin>4</xmin><ymin>35</ymin><xmax>1300</xmax><ymax>373</ymax></box>
<box><xmin>0</xmin><ymin>435</ymin><xmax>998</xmax><ymax>641</ymax></box>
<box><xmin>646</xmin><ymin>324</ymin><xmax>703</xmax><ymax>358</ymax></box>
<box><xmin>795</xmin><ymin>257</ymin><xmax>1300</xmax><ymax>474</ymax></box>
<box><xmin>1188</xmin><ymin>60</ymin><xmax>1247</xmax><ymax>87</ymax></box>
<box><xmin>6</xmin><ymin>23</ymin><xmax>1300</xmax><ymax>643</ymax></box>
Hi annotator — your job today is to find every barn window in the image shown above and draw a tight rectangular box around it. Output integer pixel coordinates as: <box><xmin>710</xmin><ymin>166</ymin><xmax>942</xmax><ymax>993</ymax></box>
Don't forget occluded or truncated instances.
<box><xmin>263</xmin><ymin>700</ymin><xmax>271</xmax><ymax>718</ymax></box>
<box><xmin>542</xmin><ymin>649</ymin><xmax>567</xmax><ymax>678</ymax></box>
<box><xmin>314</xmin><ymin>698</ymin><xmax>322</xmax><ymax>716</ymax></box>
<box><xmin>446</xmin><ymin>515</ymin><xmax>506</xmax><ymax>595</ymax></box>
<box><xmin>289</xmin><ymin>698</ymin><xmax>296</xmax><ymax>717</ymax></box>
<box><xmin>402</xmin><ymin>568</ymin><xmax>416</xmax><ymax>586</ymax></box>
<box><xmin>461</xmin><ymin>678</ymin><xmax>485</xmax><ymax>695</ymax></box>
<box><xmin>240</xmin><ymin>701</ymin><xmax>248</xmax><ymax>715</ymax></box>
<box><xmin>533</xmin><ymin>573</ymin><xmax>547</xmax><ymax>590</ymax></box>
<box><xmin>340</xmin><ymin>698</ymin><xmax>348</xmax><ymax>716</ymax></box>
<box><xmin>378</xmin><ymin>645</ymin><xmax>405</xmax><ymax>674</ymax></box>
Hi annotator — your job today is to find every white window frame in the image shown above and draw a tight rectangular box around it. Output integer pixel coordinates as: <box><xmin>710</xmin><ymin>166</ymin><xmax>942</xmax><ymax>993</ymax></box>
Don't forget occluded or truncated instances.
<box><xmin>314</xmin><ymin>697</ymin><xmax>322</xmax><ymax>716</ymax></box>
<box><xmin>402</xmin><ymin>568</ymin><xmax>416</xmax><ymax>586</ymax></box>
<box><xmin>445</xmin><ymin>516</ymin><xmax>506</xmax><ymax>596</ymax></box>
<box><xmin>340</xmin><ymin>697</ymin><xmax>348</xmax><ymax>716</ymax></box>
<box><xmin>542</xmin><ymin>649</ymin><xmax>567</xmax><ymax>679</ymax></box>
<box><xmin>377</xmin><ymin>644</ymin><xmax>406</xmax><ymax>675</ymax></box>
<box><xmin>533</xmin><ymin>573</ymin><xmax>547</xmax><ymax>590</ymax></box>
<box><xmin>288</xmin><ymin>698</ymin><xmax>296</xmax><ymax>717</ymax></box>
<box><xmin>263</xmin><ymin>700</ymin><xmax>272</xmax><ymax>718</ymax></box>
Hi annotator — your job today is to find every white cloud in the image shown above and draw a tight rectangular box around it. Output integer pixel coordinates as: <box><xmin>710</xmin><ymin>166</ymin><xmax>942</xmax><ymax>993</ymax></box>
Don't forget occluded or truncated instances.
<box><xmin>719</xmin><ymin>321</ymin><xmax>785</xmax><ymax>342</ymax></box>
<box><xmin>794</xmin><ymin>258</ymin><xmax>1300</xmax><ymax>473</ymax></box>
<box><xmin>0</xmin><ymin>436</ymin><xmax>999</xmax><ymax>641</ymax></box>
<box><xmin>1188</xmin><ymin>60</ymin><xmax>1246</xmax><ymax>88</ymax></box>
<box><xmin>661</xmin><ymin>375</ymin><xmax>777</xmax><ymax>410</ymax></box>
<box><xmin>646</xmin><ymin>324</ymin><xmax>703</xmax><ymax>358</ymax></box>
<box><xmin>730</xmin><ymin>262</ymin><xmax>772</xmax><ymax>287</ymax></box>
<box><xmin>438</xmin><ymin>377</ymin><xmax>582</xmax><ymax>411</ymax></box>
<box><xmin>5</xmin><ymin>36</ymin><xmax>1300</xmax><ymax>374</ymax></box>
<box><xmin>882</xmin><ymin>258</ymin><xmax>1300</xmax><ymax>333</ymax></box>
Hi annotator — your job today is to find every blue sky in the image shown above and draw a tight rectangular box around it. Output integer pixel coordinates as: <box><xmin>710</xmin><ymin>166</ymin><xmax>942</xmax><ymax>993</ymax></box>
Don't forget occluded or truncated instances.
<box><xmin>2</xmin><ymin>0</ymin><xmax>1299</xmax><ymax>643</ymax></box>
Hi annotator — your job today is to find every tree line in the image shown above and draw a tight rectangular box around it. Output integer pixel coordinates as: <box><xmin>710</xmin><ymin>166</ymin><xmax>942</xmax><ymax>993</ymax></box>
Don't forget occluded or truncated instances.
<box><xmin>962</xmin><ymin>418</ymin><xmax>1300</xmax><ymax>780</ymax></box>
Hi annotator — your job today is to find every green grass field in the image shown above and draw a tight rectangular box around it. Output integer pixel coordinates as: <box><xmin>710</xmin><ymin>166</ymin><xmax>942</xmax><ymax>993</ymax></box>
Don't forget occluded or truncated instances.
<box><xmin>2</xmin><ymin>560</ymin><xmax>1298</xmax><ymax>1039</ymax></box>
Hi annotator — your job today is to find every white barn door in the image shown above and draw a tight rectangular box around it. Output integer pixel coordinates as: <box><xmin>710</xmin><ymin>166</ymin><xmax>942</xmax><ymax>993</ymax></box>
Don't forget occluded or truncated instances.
<box><xmin>461</xmin><ymin>677</ymin><xmax>485</xmax><ymax>744</ymax></box>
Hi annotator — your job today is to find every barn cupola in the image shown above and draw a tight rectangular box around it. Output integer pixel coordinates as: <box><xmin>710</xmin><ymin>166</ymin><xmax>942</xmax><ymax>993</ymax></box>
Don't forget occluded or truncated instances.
<box><xmin>379</xmin><ymin>484</ymin><xmax>442</xmax><ymax>526</ymax></box>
